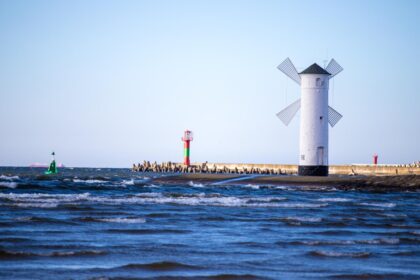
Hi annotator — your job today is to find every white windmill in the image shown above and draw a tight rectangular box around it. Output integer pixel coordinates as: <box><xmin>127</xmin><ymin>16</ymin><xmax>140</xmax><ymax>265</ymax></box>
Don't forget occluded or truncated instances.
<box><xmin>277</xmin><ymin>58</ymin><xmax>343</xmax><ymax>176</ymax></box>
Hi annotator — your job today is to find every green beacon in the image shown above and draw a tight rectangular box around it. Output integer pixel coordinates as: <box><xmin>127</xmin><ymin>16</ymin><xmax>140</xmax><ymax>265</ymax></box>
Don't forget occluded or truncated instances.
<box><xmin>45</xmin><ymin>152</ymin><xmax>58</xmax><ymax>175</ymax></box>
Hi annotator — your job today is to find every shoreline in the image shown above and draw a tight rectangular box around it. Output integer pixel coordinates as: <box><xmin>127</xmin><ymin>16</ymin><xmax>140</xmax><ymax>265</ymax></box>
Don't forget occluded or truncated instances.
<box><xmin>152</xmin><ymin>173</ymin><xmax>420</xmax><ymax>191</ymax></box>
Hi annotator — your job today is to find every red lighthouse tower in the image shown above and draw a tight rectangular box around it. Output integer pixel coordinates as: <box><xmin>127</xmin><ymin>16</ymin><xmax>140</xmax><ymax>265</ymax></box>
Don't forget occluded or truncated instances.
<box><xmin>182</xmin><ymin>130</ymin><xmax>193</xmax><ymax>166</ymax></box>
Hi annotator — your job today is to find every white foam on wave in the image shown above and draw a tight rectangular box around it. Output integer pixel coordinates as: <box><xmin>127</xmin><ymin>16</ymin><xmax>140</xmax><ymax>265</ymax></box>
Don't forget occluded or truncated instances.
<box><xmin>125</xmin><ymin>194</ymin><xmax>304</xmax><ymax>208</ymax></box>
<box><xmin>0</xmin><ymin>191</ymin><xmax>324</xmax><ymax>209</ymax></box>
<box><xmin>144</xmin><ymin>184</ymin><xmax>160</xmax><ymax>188</ymax></box>
<box><xmin>0</xmin><ymin>182</ymin><xmax>18</xmax><ymax>188</ymax></box>
<box><xmin>188</xmin><ymin>181</ymin><xmax>204</xmax><ymax>188</ymax></box>
<box><xmin>0</xmin><ymin>193</ymin><xmax>91</xmax><ymax>206</ymax></box>
<box><xmin>277</xmin><ymin>203</ymin><xmax>328</xmax><ymax>208</ymax></box>
<box><xmin>244</xmin><ymin>184</ymin><xmax>260</xmax><ymax>189</ymax></box>
<box><xmin>303</xmin><ymin>238</ymin><xmax>400</xmax><ymax>246</ymax></box>
<box><xmin>0</xmin><ymin>175</ymin><xmax>20</xmax><ymax>181</ymax></box>
<box><xmin>121</xmin><ymin>179</ymin><xmax>135</xmax><ymax>186</ymax></box>
<box><xmin>317</xmin><ymin>198</ymin><xmax>351</xmax><ymax>202</ymax></box>
<box><xmin>363</xmin><ymin>238</ymin><xmax>400</xmax><ymax>245</ymax></box>
<box><xmin>359</xmin><ymin>202</ymin><xmax>396</xmax><ymax>208</ymax></box>
<box><xmin>15</xmin><ymin>202</ymin><xmax>59</xmax><ymax>208</ymax></box>
<box><xmin>284</xmin><ymin>216</ymin><xmax>322</xmax><ymax>222</ymax></box>
<box><xmin>97</xmin><ymin>217</ymin><xmax>146</xmax><ymax>224</ymax></box>
<box><xmin>73</xmin><ymin>179</ymin><xmax>107</xmax><ymax>184</ymax></box>
<box><xmin>311</xmin><ymin>250</ymin><xmax>371</xmax><ymax>258</ymax></box>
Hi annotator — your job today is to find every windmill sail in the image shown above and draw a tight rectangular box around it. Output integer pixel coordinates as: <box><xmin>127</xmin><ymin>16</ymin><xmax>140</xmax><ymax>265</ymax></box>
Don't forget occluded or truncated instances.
<box><xmin>276</xmin><ymin>99</ymin><xmax>301</xmax><ymax>126</ymax></box>
<box><xmin>328</xmin><ymin>106</ymin><xmax>343</xmax><ymax>127</ymax></box>
<box><xmin>325</xmin><ymin>59</ymin><xmax>343</xmax><ymax>78</ymax></box>
<box><xmin>277</xmin><ymin>58</ymin><xmax>301</xmax><ymax>85</ymax></box>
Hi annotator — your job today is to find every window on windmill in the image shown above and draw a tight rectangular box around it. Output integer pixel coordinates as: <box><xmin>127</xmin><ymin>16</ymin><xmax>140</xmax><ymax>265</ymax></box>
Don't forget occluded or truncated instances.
<box><xmin>316</xmin><ymin>78</ymin><xmax>322</xmax><ymax>86</ymax></box>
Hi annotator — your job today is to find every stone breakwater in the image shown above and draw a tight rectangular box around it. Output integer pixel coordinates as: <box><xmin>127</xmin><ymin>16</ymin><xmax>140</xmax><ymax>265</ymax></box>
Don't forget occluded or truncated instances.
<box><xmin>133</xmin><ymin>161</ymin><xmax>420</xmax><ymax>176</ymax></box>
<box><xmin>133</xmin><ymin>161</ymin><xmax>286</xmax><ymax>175</ymax></box>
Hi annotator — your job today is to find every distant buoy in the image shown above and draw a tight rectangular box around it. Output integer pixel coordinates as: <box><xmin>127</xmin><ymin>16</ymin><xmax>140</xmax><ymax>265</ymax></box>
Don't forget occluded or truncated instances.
<box><xmin>45</xmin><ymin>151</ymin><xmax>58</xmax><ymax>175</ymax></box>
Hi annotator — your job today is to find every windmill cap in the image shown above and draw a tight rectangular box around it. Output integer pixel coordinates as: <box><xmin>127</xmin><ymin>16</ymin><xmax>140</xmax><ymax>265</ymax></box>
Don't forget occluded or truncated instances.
<box><xmin>299</xmin><ymin>63</ymin><xmax>331</xmax><ymax>75</ymax></box>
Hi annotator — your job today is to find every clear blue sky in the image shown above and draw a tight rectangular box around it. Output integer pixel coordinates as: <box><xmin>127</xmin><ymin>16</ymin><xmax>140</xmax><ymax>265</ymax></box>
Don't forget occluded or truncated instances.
<box><xmin>0</xmin><ymin>0</ymin><xmax>419</xmax><ymax>167</ymax></box>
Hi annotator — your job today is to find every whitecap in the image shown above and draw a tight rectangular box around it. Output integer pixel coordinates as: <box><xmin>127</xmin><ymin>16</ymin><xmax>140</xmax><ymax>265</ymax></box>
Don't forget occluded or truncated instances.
<box><xmin>188</xmin><ymin>181</ymin><xmax>204</xmax><ymax>188</ymax></box>
<box><xmin>244</xmin><ymin>184</ymin><xmax>260</xmax><ymax>189</ymax></box>
<box><xmin>0</xmin><ymin>193</ymin><xmax>91</xmax><ymax>206</ymax></box>
<box><xmin>147</xmin><ymin>184</ymin><xmax>160</xmax><ymax>188</ymax></box>
<box><xmin>317</xmin><ymin>198</ymin><xmax>351</xmax><ymax>202</ymax></box>
<box><xmin>14</xmin><ymin>202</ymin><xmax>58</xmax><ymax>208</ymax></box>
<box><xmin>0</xmin><ymin>182</ymin><xmax>18</xmax><ymax>188</ymax></box>
<box><xmin>73</xmin><ymin>179</ymin><xmax>107</xmax><ymax>184</ymax></box>
<box><xmin>121</xmin><ymin>179</ymin><xmax>135</xmax><ymax>186</ymax></box>
<box><xmin>97</xmin><ymin>217</ymin><xmax>146</xmax><ymax>224</ymax></box>
<box><xmin>310</xmin><ymin>250</ymin><xmax>371</xmax><ymax>258</ymax></box>
<box><xmin>0</xmin><ymin>175</ymin><xmax>19</xmax><ymax>181</ymax></box>
<box><xmin>284</xmin><ymin>216</ymin><xmax>322</xmax><ymax>222</ymax></box>
<box><xmin>359</xmin><ymin>202</ymin><xmax>396</xmax><ymax>208</ymax></box>
<box><xmin>277</xmin><ymin>203</ymin><xmax>328</xmax><ymax>208</ymax></box>
<box><xmin>0</xmin><ymin>192</ymin><xmax>320</xmax><ymax>209</ymax></box>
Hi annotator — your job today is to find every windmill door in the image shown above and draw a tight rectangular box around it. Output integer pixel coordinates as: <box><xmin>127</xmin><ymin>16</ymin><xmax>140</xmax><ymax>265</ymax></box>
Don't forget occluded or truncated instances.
<box><xmin>317</xmin><ymin>146</ymin><xmax>325</xmax><ymax>166</ymax></box>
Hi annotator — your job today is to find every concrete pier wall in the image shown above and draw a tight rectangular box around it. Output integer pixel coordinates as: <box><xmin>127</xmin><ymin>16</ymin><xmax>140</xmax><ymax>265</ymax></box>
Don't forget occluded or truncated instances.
<box><xmin>194</xmin><ymin>163</ymin><xmax>420</xmax><ymax>176</ymax></box>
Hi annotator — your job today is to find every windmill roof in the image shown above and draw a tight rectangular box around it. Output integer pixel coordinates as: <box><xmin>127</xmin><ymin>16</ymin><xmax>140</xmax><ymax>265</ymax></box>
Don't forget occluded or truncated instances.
<box><xmin>299</xmin><ymin>63</ymin><xmax>331</xmax><ymax>75</ymax></box>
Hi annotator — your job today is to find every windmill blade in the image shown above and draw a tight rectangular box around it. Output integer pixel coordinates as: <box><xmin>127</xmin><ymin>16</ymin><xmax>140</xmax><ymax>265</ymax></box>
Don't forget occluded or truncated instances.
<box><xmin>277</xmin><ymin>58</ymin><xmax>301</xmax><ymax>85</ymax></box>
<box><xmin>325</xmin><ymin>58</ymin><xmax>343</xmax><ymax>78</ymax></box>
<box><xmin>276</xmin><ymin>99</ymin><xmax>301</xmax><ymax>126</ymax></box>
<box><xmin>328</xmin><ymin>106</ymin><xmax>343</xmax><ymax>127</ymax></box>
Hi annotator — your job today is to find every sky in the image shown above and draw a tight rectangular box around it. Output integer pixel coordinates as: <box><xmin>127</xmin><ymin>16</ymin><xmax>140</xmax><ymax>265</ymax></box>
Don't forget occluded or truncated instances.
<box><xmin>0</xmin><ymin>0</ymin><xmax>419</xmax><ymax>167</ymax></box>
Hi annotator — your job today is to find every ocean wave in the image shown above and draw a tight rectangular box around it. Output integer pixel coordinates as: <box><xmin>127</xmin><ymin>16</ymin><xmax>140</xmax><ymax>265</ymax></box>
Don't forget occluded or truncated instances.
<box><xmin>244</xmin><ymin>184</ymin><xmax>260</xmax><ymax>189</ymax></box>
<box><xmin>107</xmin><ymin>229</ymin><xmax>191</xmax><ymax>234</ymax></box>
<box><xmin>121</xmin><ymin>179</ymin><xmax>135</xmax><ymax>186</ymax></box>
<box><xmin>145</xmin><ymin>184</ymin><xmax>161</xmax><ymax>188</ymax></box>
<box><xmin>188</xmin><ymin>181</ymin><xmax>205</xmax><ymax>188</ymax></box>
<box><xmin>119</xmin><ymin>261</ymin><xmax>203</xmax><ymax>270</ymax></box>
<box><xmin>330</xmin><ymin>273</ymin><xmax>409</xmax><ymax>279</ymax></box>
<box><xmin>316</xmin><ymin>230</ymin><xmax>356</xmax><ymax>236</ymax></box>
<box><xmin>48</xmin><ymin>250</ymin><xmax>106</xmax><ymax>257</ymax></box>
<box><xmin>0</xmin><ymin>175</ymin><xmax>19</xmax><ymax>181</ymax></box>
<box><xmin>282</xmin><ymin>216</ymin><xmax>323</xmax><ymax>223</ymax></box>
<box><xmin>0</xmin><ymin>192</ymin><xmax>326</xmax><ymax>208</ymax></box>
<box><xmin>276</xmin><ymin>203</ymin><xmax>327</xmax><ymax>208</ymax></box>
<box><xmin>294</xmin><ymin>238</ymin><xmax>400</xmax><ymax>246</ymax></box>
<box><xmin>73</xmin><ymin>179</ymin><xmax>107</xmax><ymax>184</ymax></box>
<box><xmin>14</xmin><ymin>202</ymin><xmax>59</xmax><ymax>208</ymax></box>
<box><xmin>317</xmin><ymin>198</ymin><xmax>351</xmax><ymax>202</ymax></box>
<box><xmin>309</xmin><ymin>250</ymin><xmax>371</xmax><ymax>258</ymax></box>
<box><xmin>0</xmin><ymin>192</ymin><xmax>91</xmax><ymax>208</ymax></box>
<box><xmin>0</xmin><ymin>237</ymin><xmax>32</xmax><ymax>243</ymax></box>
<box><xmin>0</xmin><ymin>249</ymin><xmax>36</xmax><ymax>259</ymax></box>
<box><xmin>0</xmin><ymin>192</ymin><xmax>91</xmax><ymax>201</ymax></box>
<box><xmin>358</xmin><ymin>202</ymin><xmax>396</xmax><ymax>208</ymax></box>
<box><xmin>16</xmin><ymin>216</ymin><xmax>76</xmax><ymax>224</ymax></box>
<box><xmin>0</xmin><ymin>182</ymin><xmax>18</xmax><ymax>188</ymax></box>
<box><xmin>0</xmin><ymin>249</ymin><xmax>105</xmax><ymax>259</ymax></box>
<box><xmin>96</xmin><ymin>217</ymin><xmax>146</xmax><ymax>224</ymax></box>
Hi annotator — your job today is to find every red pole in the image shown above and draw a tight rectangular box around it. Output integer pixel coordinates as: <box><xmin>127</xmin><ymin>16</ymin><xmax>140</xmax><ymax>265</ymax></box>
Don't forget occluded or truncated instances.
<box><xmin>373</xmin><ymin>154</ymin><xmax>378</xmax><ymax>165</ymax></box>
<box><xmin>182</xmin><ymin>130</ymin><xmax>193</xmax><ymax>166</ymax></box>
<box><xmin>184</xmin><ymin>140</ymin><xmax>190</xmax><ymax>166</ymax></box>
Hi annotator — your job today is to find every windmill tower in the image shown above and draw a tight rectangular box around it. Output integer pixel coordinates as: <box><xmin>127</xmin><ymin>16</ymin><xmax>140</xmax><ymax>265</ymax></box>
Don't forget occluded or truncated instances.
<box><xmin>277</xmin><ymin>58</ymin><xmax>343</xmax><ymax>176</ymax></box>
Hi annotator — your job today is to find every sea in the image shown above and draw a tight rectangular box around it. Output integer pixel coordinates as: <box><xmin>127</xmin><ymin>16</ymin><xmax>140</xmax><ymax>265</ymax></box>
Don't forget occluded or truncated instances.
<box><xmin>0</xmin><ymin>167</ymin><xmax>419</xmax><ymax>280</ymax></box>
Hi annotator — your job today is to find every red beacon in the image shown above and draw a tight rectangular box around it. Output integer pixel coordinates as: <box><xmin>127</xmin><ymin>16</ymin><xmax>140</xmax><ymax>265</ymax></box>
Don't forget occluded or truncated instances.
<box><xmin>182</xmin><ymin>130</ymin><xmax>193</xmax><ymax>166</ymax></box>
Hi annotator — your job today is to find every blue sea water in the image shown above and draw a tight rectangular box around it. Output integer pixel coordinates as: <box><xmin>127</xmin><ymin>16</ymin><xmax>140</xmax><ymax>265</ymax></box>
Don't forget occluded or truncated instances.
<box><xmin>0</xmin><ymin>167</ymin><xmax>419</xmax><ymax>280</ymax></box>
